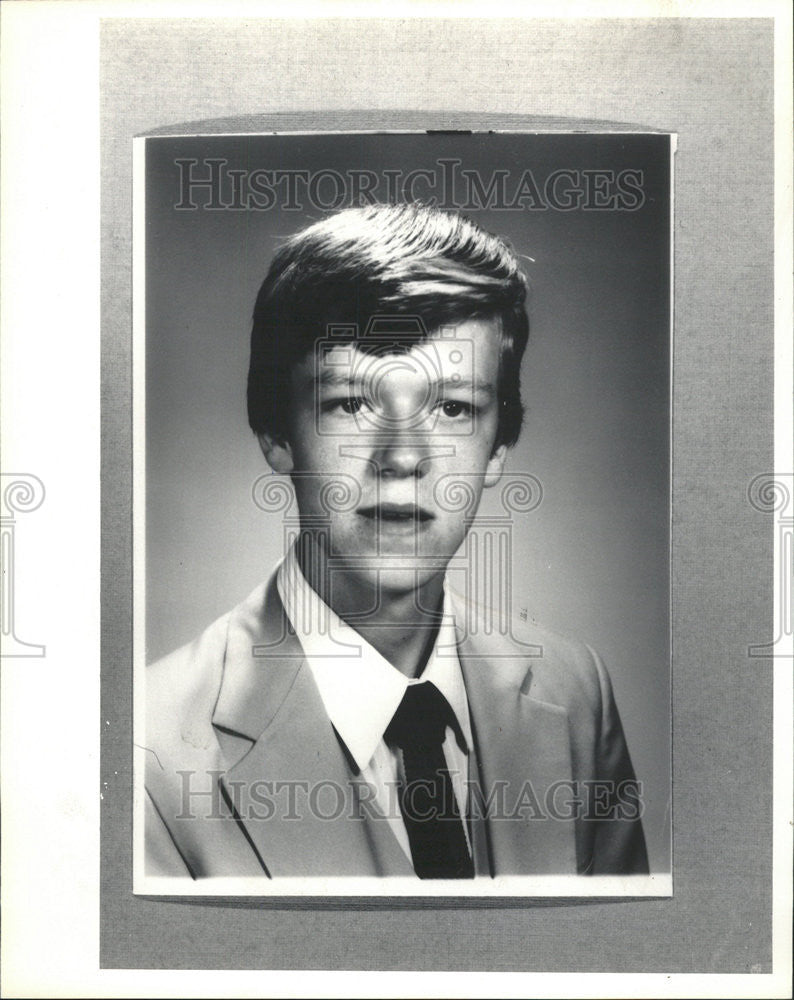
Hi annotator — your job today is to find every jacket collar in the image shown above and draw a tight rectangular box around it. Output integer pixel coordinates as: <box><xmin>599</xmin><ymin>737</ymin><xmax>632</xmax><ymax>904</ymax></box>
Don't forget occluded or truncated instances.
<box><xmin>211</xmin><ymin>573</ymin><xmax>305</xmax><ymax>747</ymax></box>
<box><xmin>210</xmin><ymin>575</ymin><xmax>412</xmax><ymax>877</ymax></box>
<box><xmin>450</xmin><ymin>590</ymin><xmax>578</xmax><ymax>875</ymax></box>
<box><xmin>210</xmin><ymin>573</ymin><xmax>577</xmax><ymax>876</ymax></box>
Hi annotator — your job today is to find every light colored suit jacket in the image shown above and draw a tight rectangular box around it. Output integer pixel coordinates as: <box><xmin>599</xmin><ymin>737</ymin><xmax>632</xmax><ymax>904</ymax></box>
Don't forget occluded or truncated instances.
<box><xmin>143</xmin><ymin>575</ymin><xmax>648</xmax><ymax>879</ymax></box>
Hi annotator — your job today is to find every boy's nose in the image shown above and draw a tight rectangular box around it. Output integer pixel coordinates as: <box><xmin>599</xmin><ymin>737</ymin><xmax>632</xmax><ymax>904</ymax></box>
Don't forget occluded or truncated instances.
<box><xmin>339</xmin><ymin>441</ymin><xmax>455</xmax><ymax>481</ymax></box>
<box><xmin>374</xmin><ymin>435</ymin><xmax>427</xmax><ymax>478</ymax></box>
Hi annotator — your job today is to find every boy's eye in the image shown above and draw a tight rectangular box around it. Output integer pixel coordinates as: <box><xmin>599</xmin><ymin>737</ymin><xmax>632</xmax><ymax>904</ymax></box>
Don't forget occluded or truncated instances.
<box><xmin>439</xmin><ymin>400</ymin><xmax>473</xmax><ymax>419</ymax></box>
<box><xmin>339</xmin><ymin>397</ymin><xmax>364</xmax><ymax>414</ymax></box>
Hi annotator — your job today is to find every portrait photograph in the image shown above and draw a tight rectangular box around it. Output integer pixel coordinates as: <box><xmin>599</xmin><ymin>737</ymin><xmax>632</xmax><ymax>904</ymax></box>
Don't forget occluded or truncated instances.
<box><xmin>133</xmin><ymin>129</ymin><xmax>673</xmax><ymax>897</ymax></box>
<box><xmin>1</xmin><ymin>6</ymin><xmax>788</xmax><ymax>995</ymax></box>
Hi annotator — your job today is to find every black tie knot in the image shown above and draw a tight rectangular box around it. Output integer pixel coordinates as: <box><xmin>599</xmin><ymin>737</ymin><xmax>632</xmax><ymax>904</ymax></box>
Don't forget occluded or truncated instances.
<box><xmin>385</xmin><ymin>681</ymin><xmax>456</xmax><ymax>750</ymax></box>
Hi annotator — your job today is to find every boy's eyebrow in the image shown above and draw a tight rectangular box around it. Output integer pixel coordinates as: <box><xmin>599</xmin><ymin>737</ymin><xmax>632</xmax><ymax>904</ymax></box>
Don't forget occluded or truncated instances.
<box><xmin>312</xmin><ymin>369</ymin><xmax>496</xmax><ymax>395</ymax></box>
<box><xmin>435</xmin><ymin>377</ymin><xmax>496</xmax><ymax>397</ymax></box>
<box><xmin>312</xmin><ymin>370</ymin><xmax>363</xmax><ymax>388</ymax></box>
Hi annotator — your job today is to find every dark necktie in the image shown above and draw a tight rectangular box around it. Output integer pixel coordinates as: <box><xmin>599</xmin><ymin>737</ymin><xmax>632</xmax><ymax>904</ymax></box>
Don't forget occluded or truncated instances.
<box><xmin>384</xmin><ymin>681</ymin><xmax>474</xmax><ymax>879</ymax></box>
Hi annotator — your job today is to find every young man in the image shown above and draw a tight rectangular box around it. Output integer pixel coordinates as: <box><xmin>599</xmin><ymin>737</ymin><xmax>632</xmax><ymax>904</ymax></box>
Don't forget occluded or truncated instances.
<box><xmin>143</xmin><ymin>203</ymin><xmax>648</xmax><ymax>880</ymax></box>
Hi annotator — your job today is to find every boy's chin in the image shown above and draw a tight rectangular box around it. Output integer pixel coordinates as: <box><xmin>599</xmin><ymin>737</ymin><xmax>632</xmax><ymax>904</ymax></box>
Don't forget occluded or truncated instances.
<box><xmin>341</xmin><ymin>562</ymin><xmax>448</xmax><ymax>598</ymax></box>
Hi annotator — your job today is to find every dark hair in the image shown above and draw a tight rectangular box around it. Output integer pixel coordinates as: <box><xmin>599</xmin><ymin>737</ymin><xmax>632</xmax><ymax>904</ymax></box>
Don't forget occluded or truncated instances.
<box><xmin>247</xmin><ymin>203</ymin><xmax>529</xmax><ymax>449</ymax></box>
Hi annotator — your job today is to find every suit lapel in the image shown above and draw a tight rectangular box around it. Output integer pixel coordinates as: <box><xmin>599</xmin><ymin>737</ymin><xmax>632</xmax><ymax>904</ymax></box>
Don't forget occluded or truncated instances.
<box><xmin>210</xmin><ymin>579</ymin><xmax>577</xmax><ymax>877</ymax></box>
<box><xmin>212</xmin><ymin>575</ymin><xmax>411</xmax><ymax>877</ymax></box>
<box><xmin>456</xmin><ymin>614</ymin><xmax>577</xmax><ymax>875</ymax></box>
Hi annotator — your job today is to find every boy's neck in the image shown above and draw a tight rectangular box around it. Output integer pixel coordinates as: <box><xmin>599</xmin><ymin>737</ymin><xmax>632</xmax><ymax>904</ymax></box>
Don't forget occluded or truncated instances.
<box><xmin>295</xmin><ymin>535</ymin><xmax>446</xmax><ymax>678</ymax></box>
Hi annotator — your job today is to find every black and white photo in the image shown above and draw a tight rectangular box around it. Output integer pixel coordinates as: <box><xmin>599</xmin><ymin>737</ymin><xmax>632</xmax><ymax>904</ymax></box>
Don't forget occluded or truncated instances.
<box><xmin>135</xmin><ymin>131</ymin><xmax>672</xmax><ymax>893</ymax></box>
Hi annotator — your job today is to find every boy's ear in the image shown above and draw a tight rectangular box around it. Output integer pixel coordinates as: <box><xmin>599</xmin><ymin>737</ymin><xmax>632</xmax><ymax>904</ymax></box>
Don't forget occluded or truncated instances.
<box><xmin>483</xmin><ymin>444</ymin><xmax>507</xmax><ymax>488</ymax></box>
<box><xmin>257</xmin><ymin>432</ymin><xmax>294</xmax><ymax>474</ymax></box>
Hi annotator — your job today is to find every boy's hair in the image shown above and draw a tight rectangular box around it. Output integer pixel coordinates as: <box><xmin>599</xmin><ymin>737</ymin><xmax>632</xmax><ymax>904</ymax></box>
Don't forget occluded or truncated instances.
<box><xmin>247</xmin><ymin>203</ymin><xmax>530</xmax><ymax>449</ymax></box>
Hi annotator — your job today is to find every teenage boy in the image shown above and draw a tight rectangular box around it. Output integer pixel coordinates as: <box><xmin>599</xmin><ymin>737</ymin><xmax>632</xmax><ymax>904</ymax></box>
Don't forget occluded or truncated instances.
<box><xmin>143</xmin><ymin>203</ymin><xmax>648</xmax><ymax>880</ymax></box>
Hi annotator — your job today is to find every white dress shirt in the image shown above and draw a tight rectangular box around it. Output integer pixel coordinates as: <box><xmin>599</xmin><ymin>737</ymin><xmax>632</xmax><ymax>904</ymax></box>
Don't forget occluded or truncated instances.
<box><xmin>276</xmin><ymin>544</ymin><xmax>473</xmax><ymax>866</ymax></box>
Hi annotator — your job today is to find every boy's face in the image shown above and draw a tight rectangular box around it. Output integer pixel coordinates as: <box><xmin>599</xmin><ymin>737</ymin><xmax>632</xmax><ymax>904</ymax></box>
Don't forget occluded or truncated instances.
<box><xmin>260</xmin><ymin>317</ymin><xmax>507</xmax><ymax>598</ymax></box>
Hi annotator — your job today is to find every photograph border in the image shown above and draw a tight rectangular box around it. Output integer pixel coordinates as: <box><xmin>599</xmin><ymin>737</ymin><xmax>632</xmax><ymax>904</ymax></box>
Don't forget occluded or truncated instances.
<box><xmin>131</xmin><ymin>126</ymin><xmax>675</xmax><ymax>900</ymax></box>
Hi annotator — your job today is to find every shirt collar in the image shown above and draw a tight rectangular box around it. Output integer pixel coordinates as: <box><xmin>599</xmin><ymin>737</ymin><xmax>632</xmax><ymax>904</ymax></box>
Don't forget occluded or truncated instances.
<box><xmin>276</xmin><ymin>544</ymin><xmax>472</xmax><ymax>772</ymax></box>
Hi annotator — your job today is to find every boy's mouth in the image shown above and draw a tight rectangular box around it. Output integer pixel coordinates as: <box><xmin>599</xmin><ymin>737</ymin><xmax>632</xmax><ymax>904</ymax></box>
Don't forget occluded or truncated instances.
<box><xmin>356</xmin><ymin>503</ymin><xmax>434</xmax><ymax>524</ymax></box>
